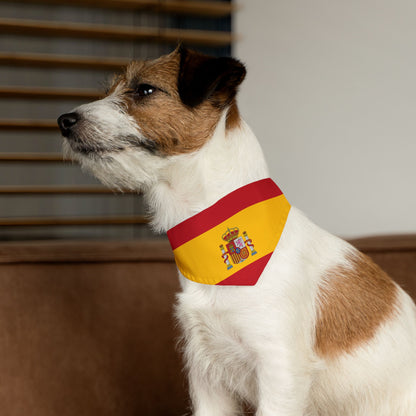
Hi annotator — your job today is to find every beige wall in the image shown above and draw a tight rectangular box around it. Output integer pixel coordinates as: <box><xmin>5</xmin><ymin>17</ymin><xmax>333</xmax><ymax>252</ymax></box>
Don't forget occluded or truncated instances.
<box><xmin>235</xmin><ymin>0</ymin><xmax>416</xmax><ymax>238</ymax></box>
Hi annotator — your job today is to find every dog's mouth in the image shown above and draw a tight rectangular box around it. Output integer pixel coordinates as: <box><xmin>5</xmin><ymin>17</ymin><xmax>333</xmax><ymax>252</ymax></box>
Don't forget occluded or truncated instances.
<box><xmin>65</xmin><ymin>135</ymin><xmax>124</xmax><ymax>156</ymax></box>
<box><xmin>63</xmin><ymin>134</ymin><xmax>125</xmax><ymax>158</ymax></box>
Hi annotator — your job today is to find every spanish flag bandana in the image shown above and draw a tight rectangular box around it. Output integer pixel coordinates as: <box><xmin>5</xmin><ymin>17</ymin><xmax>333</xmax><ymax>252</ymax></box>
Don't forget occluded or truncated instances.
<box><xmin>167</xmin><ymin>178</ymin><xmax>291</xmax><ymax>286</ymax></box>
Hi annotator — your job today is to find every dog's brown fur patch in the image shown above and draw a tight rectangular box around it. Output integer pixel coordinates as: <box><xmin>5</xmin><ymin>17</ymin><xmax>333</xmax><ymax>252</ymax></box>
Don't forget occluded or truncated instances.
<box><xmin>108</xmin><ymin>50</ymin><xmax>241</xmax><ymax>156</ymax></box>
<box><xmin>315</xmin><ymin>251</ymin><xmax>398</xmax><ymax>358</ymax></box>
<box><xmin>225</xmin><ymin>99</ymin><xmax>241</xmax><ymax>131</ymax></box>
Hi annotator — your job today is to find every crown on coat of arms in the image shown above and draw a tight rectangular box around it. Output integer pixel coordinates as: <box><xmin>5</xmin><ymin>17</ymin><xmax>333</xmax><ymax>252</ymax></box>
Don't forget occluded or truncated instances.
<box><xmin>222</xmin><ymin>227</ymin><xmax>239</xmax><ymax>242</ymax></box>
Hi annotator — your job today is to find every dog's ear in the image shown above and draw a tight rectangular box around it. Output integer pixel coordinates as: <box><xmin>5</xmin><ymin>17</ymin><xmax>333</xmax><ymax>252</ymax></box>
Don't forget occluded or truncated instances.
<box><xmin>177</xmin><ymin>46</ymin><xmax>246</xmax><ymax>108</ymax></box>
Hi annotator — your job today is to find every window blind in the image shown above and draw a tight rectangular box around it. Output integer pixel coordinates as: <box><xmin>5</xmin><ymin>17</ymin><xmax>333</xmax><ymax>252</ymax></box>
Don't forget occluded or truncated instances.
<box><xmin>0</xmin><ymin>0</ymin><xmax>234</xmax><ymax>240</ymax></box>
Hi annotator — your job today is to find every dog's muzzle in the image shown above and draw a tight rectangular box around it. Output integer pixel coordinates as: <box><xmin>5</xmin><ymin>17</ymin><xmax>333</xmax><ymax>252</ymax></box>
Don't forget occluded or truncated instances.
<box><xmin>57</xmin><ymin>112</ymin><xmax>80</xmax><ymax>137</ymax></box>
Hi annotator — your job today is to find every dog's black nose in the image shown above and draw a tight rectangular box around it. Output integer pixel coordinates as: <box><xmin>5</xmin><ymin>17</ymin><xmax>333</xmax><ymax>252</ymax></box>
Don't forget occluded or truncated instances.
<box><xmin>57</xmin><ymin>112</ymin><xmax>79</xmax><ymax>137</ymax></box>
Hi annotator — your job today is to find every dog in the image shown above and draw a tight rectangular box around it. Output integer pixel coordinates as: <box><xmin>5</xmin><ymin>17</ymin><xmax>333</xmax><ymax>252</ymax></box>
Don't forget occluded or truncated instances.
<box><xmin>58</xmin><ymin>46</ymin><xmax>416</xmax><ymax>415</ymax></box>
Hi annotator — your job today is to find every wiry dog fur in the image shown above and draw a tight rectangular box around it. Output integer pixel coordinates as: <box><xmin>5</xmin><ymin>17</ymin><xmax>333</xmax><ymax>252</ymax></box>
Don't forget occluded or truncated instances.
<box><xmin>58</xmin><ymin>47</ymin><xmax>416</xmax><ymax>415</ymax></box>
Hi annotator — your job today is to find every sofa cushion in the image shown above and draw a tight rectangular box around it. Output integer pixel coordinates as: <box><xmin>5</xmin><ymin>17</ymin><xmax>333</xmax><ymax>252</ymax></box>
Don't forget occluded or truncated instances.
<box><xmin>0</xmin><ymin>236</ymin><xmax>414</xmax><ymax>415</ymax></box>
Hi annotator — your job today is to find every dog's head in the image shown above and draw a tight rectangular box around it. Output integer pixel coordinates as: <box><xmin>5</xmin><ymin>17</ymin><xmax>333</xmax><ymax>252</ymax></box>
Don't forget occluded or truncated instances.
<box><xmin>57</xmin><ymin>47</ymin><xmax>246</xmax><ymax>191</ymax></box>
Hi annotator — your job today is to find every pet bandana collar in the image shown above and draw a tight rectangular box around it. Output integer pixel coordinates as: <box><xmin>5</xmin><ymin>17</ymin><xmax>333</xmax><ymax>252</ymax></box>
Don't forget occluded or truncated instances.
<box><xmin>167</xmin><ymin>178</ymin><xmax>291</xmax><ymax>286</ymax></box>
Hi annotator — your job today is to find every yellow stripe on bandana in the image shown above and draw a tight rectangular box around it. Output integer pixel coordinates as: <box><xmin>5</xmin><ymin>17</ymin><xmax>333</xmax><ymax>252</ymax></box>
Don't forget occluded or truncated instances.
<box><xmin>167</xmin><ymin>179</ymin><xmax>291</xmax><ymax>286</ymax></box>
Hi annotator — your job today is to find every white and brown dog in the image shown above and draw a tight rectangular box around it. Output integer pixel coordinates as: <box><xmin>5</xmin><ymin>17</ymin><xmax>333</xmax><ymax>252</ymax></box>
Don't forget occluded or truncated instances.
<box><xmin>58</xmin><ymin>47</ymin><xmax>416</xmax><ymax>415</ymax></box>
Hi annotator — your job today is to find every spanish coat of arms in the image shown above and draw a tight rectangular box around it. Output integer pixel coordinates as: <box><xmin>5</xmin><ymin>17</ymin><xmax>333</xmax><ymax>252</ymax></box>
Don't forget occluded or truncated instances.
<box><xmin>219</xmin><ymin>227</ymin><xmax>257</xmax><ymax>270</ymax></box>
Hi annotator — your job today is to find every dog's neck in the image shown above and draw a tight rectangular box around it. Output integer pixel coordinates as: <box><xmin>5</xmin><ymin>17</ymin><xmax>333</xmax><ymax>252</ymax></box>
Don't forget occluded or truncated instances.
<box><xmin>145</xmin><ymin>112</ymin><xmax>270</xmax><ymax>233</ymax></box>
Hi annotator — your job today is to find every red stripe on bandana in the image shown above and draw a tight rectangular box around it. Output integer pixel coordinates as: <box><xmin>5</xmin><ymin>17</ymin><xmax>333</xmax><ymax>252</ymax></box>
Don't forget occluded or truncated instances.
<box><xmin>167</xmin><ymin>178</ymin><xmax>282</xmax><ymax>250</ymax></box>
<box><xmin>216</xmin><ymin>252</ymin><xmax>273</xmax><ymax>286</ymax></box>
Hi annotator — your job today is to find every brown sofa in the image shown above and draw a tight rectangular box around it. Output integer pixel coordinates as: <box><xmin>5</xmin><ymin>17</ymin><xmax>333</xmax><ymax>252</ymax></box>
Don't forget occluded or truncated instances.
<box><xmin>0</xmin><ymin>236</ymin><xmax>414</xmax><ymax>416</ymax></box>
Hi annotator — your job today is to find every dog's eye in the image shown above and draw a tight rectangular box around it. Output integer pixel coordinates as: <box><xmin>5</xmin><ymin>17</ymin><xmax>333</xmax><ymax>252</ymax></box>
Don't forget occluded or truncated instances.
<box><xmin>134</xmin><ymin>84</ymin><xmax>156</xmax><ymax>98</ymax></box>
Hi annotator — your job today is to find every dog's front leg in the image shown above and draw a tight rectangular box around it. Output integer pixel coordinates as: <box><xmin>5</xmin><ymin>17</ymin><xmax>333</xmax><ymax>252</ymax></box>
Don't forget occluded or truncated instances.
<box><xmin>254</xmin><ymin>345</ymin><xmax>312</xmax><ymax>416</ymax></box>
<box><xmin>188</xmin><ymin>368</ymin><xmax>240</xmax><ymax>416</ymax></box>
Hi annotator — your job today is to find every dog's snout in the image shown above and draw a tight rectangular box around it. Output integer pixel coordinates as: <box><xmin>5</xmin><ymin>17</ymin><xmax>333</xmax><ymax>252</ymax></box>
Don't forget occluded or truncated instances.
<box><xmin>57</xmin><ymin>112</ymin><xmax>80</xmax><ymax>137</ymax></box>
